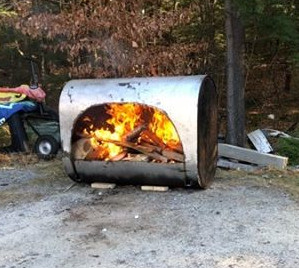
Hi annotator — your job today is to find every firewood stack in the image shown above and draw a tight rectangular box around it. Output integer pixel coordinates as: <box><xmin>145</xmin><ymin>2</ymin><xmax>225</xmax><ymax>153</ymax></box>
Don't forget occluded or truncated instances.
<box><xmin>72</xmin><ymin>124</ymin><xmax>184</xmax><ymax>163</ymax></box>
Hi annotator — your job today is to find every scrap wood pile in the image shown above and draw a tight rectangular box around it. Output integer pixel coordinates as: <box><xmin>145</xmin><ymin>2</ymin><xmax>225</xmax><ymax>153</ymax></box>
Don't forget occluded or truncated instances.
<box><xmin>72</xmin><ymin>124</ymin><xmax>184</xmax><ymax>163</ymax></box>
<box><xmin>217</xmin><ymin>129</ymin><xmax>290</xmax><ymax>171</ymax></box>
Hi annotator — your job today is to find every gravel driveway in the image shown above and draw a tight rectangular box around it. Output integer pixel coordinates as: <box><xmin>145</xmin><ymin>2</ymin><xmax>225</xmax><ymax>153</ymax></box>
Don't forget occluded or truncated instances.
<box><xmin>0</xmin><ymin>159</ymin><xmax>298</xmax><ymax>268</ymax></box>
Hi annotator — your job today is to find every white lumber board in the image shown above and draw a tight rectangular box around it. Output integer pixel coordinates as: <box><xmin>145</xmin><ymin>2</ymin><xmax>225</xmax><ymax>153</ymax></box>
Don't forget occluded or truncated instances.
<box><xmin>91</xmin><ymin>183</ymin><xmax>116</xmax><ymax>189</ymax></box>
<box><xmin>141</xmin><ymin>186</ymin><xmax>169</xmax><ymax>192</ymax></box>
<box><xmin>247</xmin><ymin>129</ymin><xmax>273</xmax><ymax>153</ymax></box>
<box><xmin>218</xmin><ymin>143</ymin><xmax>288</xmax><ymax>169</ymax></box>
<box><xmin>217</xmin><ymin>158</ymin><xmax>260</xmax><ymax>172</ymax></box>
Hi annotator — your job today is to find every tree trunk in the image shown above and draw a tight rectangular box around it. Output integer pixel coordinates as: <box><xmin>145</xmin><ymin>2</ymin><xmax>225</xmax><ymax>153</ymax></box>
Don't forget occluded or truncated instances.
<box><xmin>225</xmin><ymin>0</ymin><xmax>245</xmax><ymax>147</ymax></box>
<box><xmin>284</xmin><ymin>65</ymin><xmax>292</xmax><ymax>92</ymax></box>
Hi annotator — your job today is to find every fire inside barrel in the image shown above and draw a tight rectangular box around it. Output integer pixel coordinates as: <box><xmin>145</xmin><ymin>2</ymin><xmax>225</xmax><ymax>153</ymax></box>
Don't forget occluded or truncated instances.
<box><xmin>72</xmin><ymin>103</ymin><xmax>184</xmax><ymax>163</ymax></box>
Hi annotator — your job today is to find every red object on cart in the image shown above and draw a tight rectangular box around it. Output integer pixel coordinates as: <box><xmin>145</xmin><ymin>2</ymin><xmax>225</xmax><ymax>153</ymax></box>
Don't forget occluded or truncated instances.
<box><xmin>0</xmin><ymin>84</ymin><xmax>46</xmax><ymax>103</ymax></box>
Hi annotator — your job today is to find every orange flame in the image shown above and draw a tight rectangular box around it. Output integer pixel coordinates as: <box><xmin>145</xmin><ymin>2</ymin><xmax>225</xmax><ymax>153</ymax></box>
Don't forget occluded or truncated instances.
<box><xmin>149</xmin><ymin>110</ymin><xmax>180</xmax><ymax>150</ymax></box>
<box><xmin>79</xmin><ymin>103</ymin><xmax>181</xmax><ymax>160</ymax></box>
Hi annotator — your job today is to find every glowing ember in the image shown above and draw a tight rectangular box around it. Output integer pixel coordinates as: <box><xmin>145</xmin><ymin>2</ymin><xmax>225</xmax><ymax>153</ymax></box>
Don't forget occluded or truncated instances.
<box><xmin>75</xmin><ymin>103</ymin><xmax>182</xmax><ymax>161</ymax></box>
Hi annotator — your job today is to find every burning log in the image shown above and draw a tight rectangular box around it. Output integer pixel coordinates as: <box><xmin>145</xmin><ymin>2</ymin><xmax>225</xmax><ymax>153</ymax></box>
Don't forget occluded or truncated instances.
<box><xmin>110</xmin><ymin>140</ymin><xmax>154</xmax><ymax>153</ymax></box>
<box><xmin>104</xmin><ymin>139</ymin><xmax>168</xmax><ymax>163</ymax></box>
<box><xmin>138</xmin><ymin>141</ymin><xmax>162</xmax><ymax>154</ymax></box>
<box><xmin>140</xmin><ymin>129</ymin><xmax>166</xmax><ymax>149</ymax></box>
<box><xmin>110</xmin><ymin>151</ymin><xmax>127</xmax><ymax>161</ymax></box>
<box><xmin>124</xmin><ymin>124</ymin><xmax>147</xmax><ymax>142</ymax></box>
<box><xmin>169</xmin><ymin>143</ymin><xmax>184</xmax><ymax>154</ymax></box>
<box><xmin>75</xmin><ymin>130</ymin><xmax>185</xmax><ymax>163</ymax></box>
<box><xmin>140</xmin><ymin>130</ymin><xmax>184</xmax><ymax>155</ymax></box>
<box><xmin>161</xmin><ymin>148</ymin><xmax>184</xmax><ymax>163</ymax></box>
<box><xmin>73</xmin><ymin>119</ymin><xmax>184</xmax><ymax>163</ymax></box>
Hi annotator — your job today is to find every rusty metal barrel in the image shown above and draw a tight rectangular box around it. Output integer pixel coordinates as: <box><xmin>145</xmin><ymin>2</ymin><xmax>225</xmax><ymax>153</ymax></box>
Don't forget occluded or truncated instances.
<box><xmin>59</xmin><ymin>75</ymin><xmax>217</xmax><ymax>188</ymax></box>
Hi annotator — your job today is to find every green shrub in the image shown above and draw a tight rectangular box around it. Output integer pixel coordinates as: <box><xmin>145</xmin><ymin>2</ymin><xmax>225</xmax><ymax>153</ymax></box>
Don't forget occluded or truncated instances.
<box><xmin>276</xmin><ymin>137</ymin><xmax>299</xmax><ymax>166</ymax></box>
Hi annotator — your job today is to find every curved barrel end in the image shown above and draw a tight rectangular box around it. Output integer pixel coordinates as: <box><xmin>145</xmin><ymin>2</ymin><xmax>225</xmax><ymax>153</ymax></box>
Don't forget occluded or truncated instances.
<box><xmin>62</xmin><ymin>156</ymin><xmax>82</xmax><ymax>183</ymax></box>
<box><xmin>197</xmin><ymin>76</ymin><xmax>218</xmax><ymax>189</ymax></box>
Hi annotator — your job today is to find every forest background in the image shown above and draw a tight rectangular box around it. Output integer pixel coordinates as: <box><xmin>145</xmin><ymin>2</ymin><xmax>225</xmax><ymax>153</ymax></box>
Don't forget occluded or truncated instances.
<box><xmin>0</xmin><ymin>0</ymin><xmax>298</xmax><ymax>140</ymax></box>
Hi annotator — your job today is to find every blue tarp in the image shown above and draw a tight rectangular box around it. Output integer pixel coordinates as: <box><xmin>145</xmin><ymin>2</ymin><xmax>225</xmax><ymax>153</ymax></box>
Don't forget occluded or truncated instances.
<box><xmin>0</xmin><ymin>101</ymin><xmax>37</xmax><ymax>126</ymax></box>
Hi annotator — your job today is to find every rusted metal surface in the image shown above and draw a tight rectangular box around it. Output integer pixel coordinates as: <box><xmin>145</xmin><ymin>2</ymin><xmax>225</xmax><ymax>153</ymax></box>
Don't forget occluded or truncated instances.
<box><xmin>59</xmin><ymin>75</ymin><xmax>217</xmax><ymax>188</ymax></box>
<box><xmin>74</xmin><ymin>161</ymin><xmax>186</xmax><ymax>187</ymax></box>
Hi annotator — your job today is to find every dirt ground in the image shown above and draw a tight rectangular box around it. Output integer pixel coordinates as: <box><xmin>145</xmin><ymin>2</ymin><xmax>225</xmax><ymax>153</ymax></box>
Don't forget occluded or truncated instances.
<box><xmin>0</xmin><ymin>157</ymin><xmax>299</xmax><ymax>268</ymax></box>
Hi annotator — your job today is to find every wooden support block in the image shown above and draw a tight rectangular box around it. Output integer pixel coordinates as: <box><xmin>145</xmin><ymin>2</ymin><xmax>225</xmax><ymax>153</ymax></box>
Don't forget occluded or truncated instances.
<box><xmin>91</xmin><ymin>183</ymin><xmax>116</xmax><ymax>189</ymax></box>
<box><xmin>141</xmin><ymin>186</ymin><xmax>169</xmax><ymax>192</ymax></box>
<box><xmin>218</xmin><ymin>143</ymin><xmax>288</xmax><ymax>169</ymax></box>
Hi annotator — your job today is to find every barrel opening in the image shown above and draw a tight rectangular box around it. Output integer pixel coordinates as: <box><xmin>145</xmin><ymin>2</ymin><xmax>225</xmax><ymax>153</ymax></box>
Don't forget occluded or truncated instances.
<box><xmin>71</xmin><ymin>102</ymin><xmax>185</xmax><ymax>164</ymax></box>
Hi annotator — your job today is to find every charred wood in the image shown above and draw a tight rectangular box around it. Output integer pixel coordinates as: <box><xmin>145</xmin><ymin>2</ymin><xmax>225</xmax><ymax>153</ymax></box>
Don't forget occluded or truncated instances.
<box><xmin>139</xmin><ymin>141</ymin><xmax>162</xmax><ymax>154</ymax></box>
<box><xmin>123</xmin><ymin>154</ymin><xmax>150</xmax><ymax>162</ymax></box>
<box><xmin>110</xmin><ymin>151</ymin><xmax>127</xmax><ymax>161</ymax></box>
<box><xmin>170</xmin><ymin>143</ymin><xmax>184</xmax><ymax>154</ymax></box>
<box><xmin>103</xmin><ymin>139</ymin><xmax>168</xmax><ymax>163</ymax></box>
<box><xmin>161</xmin><ymin>149</ymin><xmax>184</xmax><ymax>163</ymax></box>
<box><xmin>124</xmin><ymin>124</ymin><xmax>147</xmax><ymax>142</ymax></box>
<box><xmin>140</xmin><ymin>129</ymin><xmax>166</xmax><ymax>149</ymax></box>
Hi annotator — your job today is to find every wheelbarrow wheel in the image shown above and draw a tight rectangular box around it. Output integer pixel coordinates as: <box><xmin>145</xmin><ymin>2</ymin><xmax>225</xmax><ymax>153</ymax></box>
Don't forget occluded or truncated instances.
<box><xmin>34</xmin><ymin>135</ymin><xmax>59</xmax><ymax>159</ymax></box>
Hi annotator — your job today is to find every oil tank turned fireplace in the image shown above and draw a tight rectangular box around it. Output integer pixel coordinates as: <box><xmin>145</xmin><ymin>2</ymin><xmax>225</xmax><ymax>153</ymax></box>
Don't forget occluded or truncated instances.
<box><xmin>59</xmin><ymin>75</ymin><xmax>217</xmax><ymax>188</ymax></box>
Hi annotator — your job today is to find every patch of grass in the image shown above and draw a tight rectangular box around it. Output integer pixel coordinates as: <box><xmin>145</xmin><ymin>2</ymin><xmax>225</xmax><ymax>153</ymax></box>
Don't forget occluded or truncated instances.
<box><xmin>259</xmin><ymin>168</ymin><xmax>299</xmax><ymax>200</ymax></box>
<box><xmin>0</xmin><ymin>153</ymin><xmax>39</xmax><ymax>168</ymax></box>
<box><xmin>275</xmin><ymin>137</ymin><xmax>299</xmax><ymax>166</ymax></box>
<box><xmin>217</xmin><ymin>167</ymin><xmax>299</xmax><ymax>201</ymax></box>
